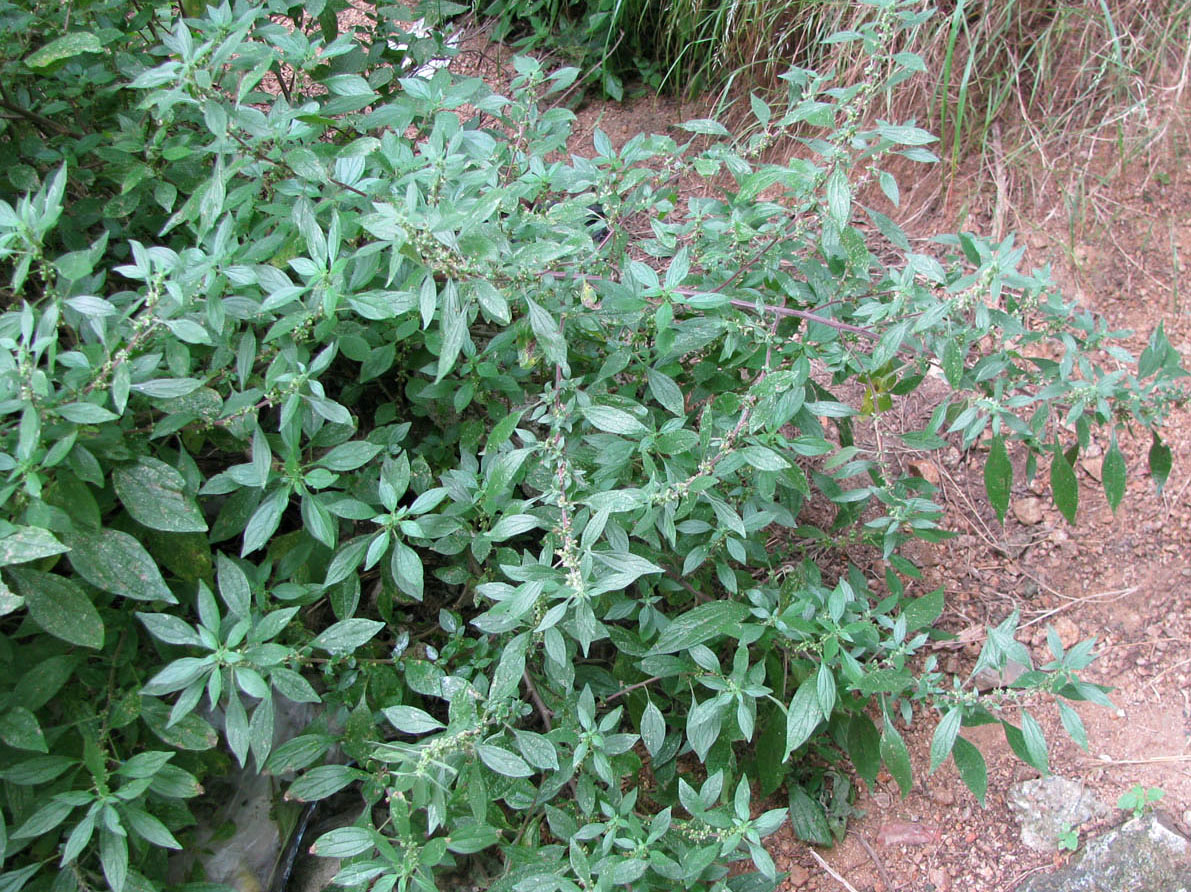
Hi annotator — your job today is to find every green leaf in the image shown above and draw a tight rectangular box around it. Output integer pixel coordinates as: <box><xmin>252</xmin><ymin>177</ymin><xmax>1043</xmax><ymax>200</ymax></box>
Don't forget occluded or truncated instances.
<box><xmin>929</xmin><ymin>706</ymin><xmax>962</xmax><ymax>772</ymax></box>
<box><xmin>113</xmin><ymin>457</ymin><xmax>207</xmax><ymax>533</ymax></box>
<box><xmin>901</xmin><ymin>587</ymin><xmax>944</xmax><ymax>632</ymax></box>
<box><xmin>476</xmin><ymin>744</ymin><xmax>534</xmax><ymax>778</ymax></box>
<box><xmin>942</xmin><ymin>341</ymin><xmax>964</xmax><ymax>387</ymax></box>
<box><xmin>271</xmin><ymin>667</ymin><xmax>321</xmax><ymax>704</ymax></box>
<box><xmin>880</xmin><ymin>715</ymin><xmax>913</xmax><ymax>796</ymax></box>
<box><xmin>490</xmin><ymin>633</ymin><xmax>529</xmax><ymax>701</ymax></box>
<box><xmin>1057</xmin><ymin>700</ymin><xmax>1088</xmax><ymax>751</ymax></box>
<box><xmin>1049</xmin><ymin>446</ymin><xmax>1079</xmax><ymax>524</ymax></box>
<box><xmin>846</xmin><ymin>713</ymin><xmax>881</xmax><ymax>787</ymax></box>
<box><xmin>514</xmin><ymin>729</ymin><xmax>559</xmax><ymax>771</ymax></box>
<box><xmin>390</xmin><ymin>539</ymin><xmax>423</xmax><ymax>601</ymax></box>
<box><xmin>526</xmin><ymin>298</ymin><xmax>568</xmax><ymax>369</ymax></box>
<box><xmin>8</xmin><ymin>568</ymin><xmax>103</xmax><ymax>649</ymax></box>
<box><xmin>581</xmin><ymin>405</ymin><xmax>648</xmax><ymax>436</ymax></box>
<box><xmin>825</xmin><ymin>168</ymin><xmax>851</xmax><ymax>225</ymax></box>
<box><xmin>317</xmin><ymin>441</ymin><xmax>384</xmax><ymax>472</ymax></box>
<box><xmin>1001</xmin><ymin>719</ymin><xmax>1048</xmax><ymax>774</ymax></box>
<box><xmin>1019</xmin><ymin>709</ymin><xmax>1049</xmax><ymax>773</ymax></box>
<box><xmin>383</xmin><ymin>706</ymin><xmax>444</xmax><ymax>735</ymax></box>
<box><xmin>25</xmin><ymin>33</ymin><xmax>103</xmax><ymax>68</ymax></box>
<box><xmin>647</xmin><ymin>368</ymin><xmax>686</xmax><ymax>416</ymax></box>
<box><xmin>1148</xmin><ymin>435</ymin><xmax>1172</xmax><ymax>494</ymax></box>
<box><xmin>784</xmin><ymin>676</ymin><xmax>821</xmax><ymax>758</ymax></box>
<box><xmin>100</xmin><ymin>827</ymin><xmax>128</xmax><ymax>892</ymax></box>
<box><xmin>241</xmin><ymin>485</ymin><xmax>290</xmax><ymax>556</ymax></box>
<box><xmin>140</xmin><ymin>698</ymin><xmax>218</xmax><ymax>751</ymax></box>
<box><xmin>12</xmin><ymin>799</ymin><xmax>75</xmax><ymax>838</ymax></box>
<box><xmin>679</xmin><ymin>118</ymin><xmax>730</xmax><ymax>136</ymax></box>
<box><xmin>131</xmin><ymin>378</ymin><xmax>202</xmax><ymax>399</ymax></box>
<box><xmin>310</xmin><ymin>619</ymin><xmax>384</xmax><ymax>654</ymax></box>
<box><xmin>1101</xmin><ymin>437</ymin><xmax>1126</xmax><ymax>512</ymax></box>
<box><xmin>0</xmin><ymin>707</ymin><xmax>47</xmax><ymax>753</ymax></box>
<box><xmin>0</xmin><ymin>526</ymin><xmax>69</xmax><ymax>568</ymax></box>
<box><xmin>815</xmin><ymin>665</ymin><xmax>836</xmax><ymax>719</ymax></box>
<box><xmin>0</xmin><ymin>755</ymin><xmax>76</xmax><ymax>785</ymax></box>
<box><xmin>787</xmin><ymin>786</ymin><xmax>832</xmax><ymax>846</ymax></box>
<box><xmin>951</xmin><ymin>736</ymin><xmax>987</xmax><ymax>806</ymax></box>
<box><xmin>983</xmin><ymin>435</ymin><xmax>1012</xmax><ymax>524</ymax></box>
<box><xmin>122</xmin><ymin>806</ymin><xmax>181</xmax><ymax>850</ymax></box>
<box><xmin>63</xmin><ymin>529</ymin><xmax>176</xmax><ymax>603</ymax></box>
<box><xmin>641</xmin><ymin>701</ymin><xmax>665</xmax><ymax>758</ymax></box>
<box><xmin>286</xmin><ymin>764</ymin><xmax>365</xmax><ymax>802</ymax></box>
<box><xmin>650</xmin><ymin>601</ymin><xmax>750</xmax><ymax>654</ymax></box>
<box><xmin>313</xmin><ymin>827</ymin><xmax>375</xmax><ymax>858</ymax></box>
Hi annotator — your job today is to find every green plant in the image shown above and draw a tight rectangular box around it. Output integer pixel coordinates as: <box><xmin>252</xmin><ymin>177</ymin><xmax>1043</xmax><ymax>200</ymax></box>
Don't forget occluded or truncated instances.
<box><xmin>1057</xmin><ymin>821</ymin><xmax>1079</xmax><ymax>851</ymax></box>
<box><xmin>0</xmin><ymin>1</ymin><xmax>1186</xmax><ymax>891</ymax></box>
<box><xmin>1117</xmin><ymin>784</ymin><xmax>1165</xmax><ymax>818</ymax></box>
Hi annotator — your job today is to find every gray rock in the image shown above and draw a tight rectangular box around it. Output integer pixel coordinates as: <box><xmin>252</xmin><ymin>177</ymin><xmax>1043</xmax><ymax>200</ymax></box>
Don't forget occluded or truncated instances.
<box><xmin>1006</xmin><ymin>776</ymin><xmax>1109</xmax><ymax>852</ymax></box>
<box><xmin>1017</xmin><ymin>812</ymin><xmax>1191</xmax><ymax>892</ymax></box>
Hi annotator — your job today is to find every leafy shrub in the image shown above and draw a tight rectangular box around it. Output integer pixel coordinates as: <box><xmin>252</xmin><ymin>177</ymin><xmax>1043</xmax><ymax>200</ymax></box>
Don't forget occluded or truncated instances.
<box><xmin>0</xmin><ymin>1</ymin><xmax>1186</xmax><ymax>891</ymax></box>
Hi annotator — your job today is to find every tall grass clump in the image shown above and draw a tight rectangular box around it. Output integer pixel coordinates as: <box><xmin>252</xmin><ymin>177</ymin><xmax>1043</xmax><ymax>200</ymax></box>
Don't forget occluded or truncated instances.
<box><xmin>476</xmin><ymin>0</ymin><xmax>1191</xmax><ymax>194</ymax></box>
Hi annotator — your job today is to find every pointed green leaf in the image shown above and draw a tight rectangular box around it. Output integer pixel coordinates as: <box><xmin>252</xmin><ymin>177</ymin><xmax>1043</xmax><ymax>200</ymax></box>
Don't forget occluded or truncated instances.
<box><xmin>64</xmin><ymin>529</ymin><xmax>176</xmax><ymax>603</ymax></box>
<box><xmin>0</xmin><ymin>707</ymin><xmax>47</xmax><ymax>753</ymax></box>
<box><xmin>951</xmin><ymin>735</ymin><xmax>987</xmax><ymax>806</ymax></box>
<box><xmin>1049</xmin><ymin>446</ymin><xmax>1078</xmax><ymax>524</ymax></box>
<box><xmin>983</xmin><ymin>435</ymin><xmax>1012</xmax><ymax>524</ymax></box>
<box><xmin>514</xmin><ymin>729</ymin><xmax>559</xmax><ymax>771</ymax></box>
<box><xmin>113</xmin><ymin>457</ymin><xmax>207</xmax><ymax>533</ymax></box>
<box><xmin>310</xmin><ymin>619</ymin><xmax>384</xmax><ymax>655</ymax></box>
<box><xmin>1019</xmin><ymin>709</ymin><xmax>1049</xmax><ymax>773</ymax></box>
<box><xmin>1057</xmin><ymin>700</ymin><xmax>1088</xmax><ymax>751</ymax></box>
<box><xmin>8</xmin><ymin>567</ymin><xmax>104</xmax><ymax>649</ymax></box>
<box><xmin>1101</xmin><ymin>437</ymin><xmax>1126</xmax><ymax>512</ymax></box>
<box><xmin>788</xmin><ymin>785</ymin><xmax>832</xmax><ymax>846</ymax></box>
<box><xmin>929</xmin><ymin>706</ymin><xmax>962</xmax><ymax>772</ymax></box>
<box><xmin>383</xmin><ymin>706</ymin><xmax>445</xmax><ymax>735</ymax></box>
<box><xmin>25</xmin><ymin>33</ymin><xmax>103</xmax><ymax>68</ymax></box>
<box><xmin>476</xmin><ymin>744</ymin><xmax>533</xmax><ymax>778</ymax></box>
<box><xmin>846</xmin><ymin>713</ymin><xmax>881</xmax><ymax>787</ymax></box>
<box><xmin>651</xmin><ymin>601</ymin><xmax>750</xmax><ymax>654</ymax></box>
<box><xmin>100</xmin><ymin>826</ymin><xmax>128</xmax><ymax>892</ymax></box>
<box><xmin>784</xmin><ymin>676</ymin><xmax>821</xmax><ymax>758</ymax></box>
<box><xmin>880</xmin><ymin>714</ymin><xmax>913</xmax><ymax>796</ymax></box>
<box><xmin>1148</xmin><ymin>435</ymin><xmax>1172</xmax><ymax>494</ymax></box>
<box><xmin>641</xmin><ymin>701</ymin><xmax>665</xmax><ymax>757</ymax></box>
<box><xmin>0</xmin><ymin>526</ymin><xmax>69</xmax><ymax>568</ymax></box>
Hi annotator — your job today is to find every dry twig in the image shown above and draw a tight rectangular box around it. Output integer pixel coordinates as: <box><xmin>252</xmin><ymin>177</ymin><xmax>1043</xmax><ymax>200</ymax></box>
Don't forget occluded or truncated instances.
<box><xmin>809</xmin><ymin>849</ymin><xmax>863</xmax><ymax>892</ymax></box>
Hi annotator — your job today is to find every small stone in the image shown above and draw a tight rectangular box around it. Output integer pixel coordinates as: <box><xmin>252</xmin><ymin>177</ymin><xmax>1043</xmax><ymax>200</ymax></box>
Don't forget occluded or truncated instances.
<box><xmin>1014</xmin><ymin>498</ymin><xmax>1045</xmax><ymax>526</ymax></box>
<box><xmin>928</xmin><ymin>786</ymin><xmax>955</xmax><ymax>806</ymax></box>
<box><xmin>1051</xmin><ymin>616</ymin><xmax>1080</xmax><ymax>649</ymax></box>
<box><xmin>928</xmin><ymin>866</ymin><xmax>951</xmax><ymax>891</ymax></box>
<box><xmin>974</xmin><ymin>657</ymin><xmax>1030</xmax><ymax>691</ymax></box>
<box><xmin>909</xmin><ymin>460</ymin><xmax>941</xmax><ymax>487</ymax></box>
<box><xmin>787</xmin><ymin>864</ymin><xmax>810</xmax><ymax>886</ymax></box>
<box><xmin>1006</xmin><ymin>776</ymin><xmax>1110</xmax><ymax>851</ymax></box>
<box><xmin>1080</xmin><ymin>456</ymin><xmax>1103</xmax><ymax>481</ymax></box>
<box><xmin>1016</xmin><ymin>813</ymin><xmax>1191</xmax><ymax>891</ymax></box>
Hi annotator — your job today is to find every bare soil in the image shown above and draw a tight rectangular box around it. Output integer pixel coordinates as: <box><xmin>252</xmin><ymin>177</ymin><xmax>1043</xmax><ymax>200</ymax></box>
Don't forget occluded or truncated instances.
<box><xmin>353</xmin><ymin>9</ymin><xmax>1191</xmax><ymax>890</ymax></box>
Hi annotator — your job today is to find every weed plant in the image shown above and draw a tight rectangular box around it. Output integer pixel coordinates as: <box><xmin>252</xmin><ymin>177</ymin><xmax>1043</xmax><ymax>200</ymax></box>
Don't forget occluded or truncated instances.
<box><xmin>0</xmin><ymin>2</ymin><xmax>1186</xmax><ymax>891</ymax></box>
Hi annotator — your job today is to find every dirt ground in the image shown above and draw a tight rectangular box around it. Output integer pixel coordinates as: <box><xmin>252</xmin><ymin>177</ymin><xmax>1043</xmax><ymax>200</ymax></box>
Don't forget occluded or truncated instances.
<box><xmin>353</xmin><ymin>9</ymin><xmax>1191</xmax><ymax>890</ymax></box>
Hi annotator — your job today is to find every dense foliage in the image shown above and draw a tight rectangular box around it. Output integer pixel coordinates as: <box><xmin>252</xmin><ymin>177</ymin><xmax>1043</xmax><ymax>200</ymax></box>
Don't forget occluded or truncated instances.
<box><xmin>0</xmin><ymin>1</ymin><xmax>1186</xmax><ymax>891</ymax></box>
